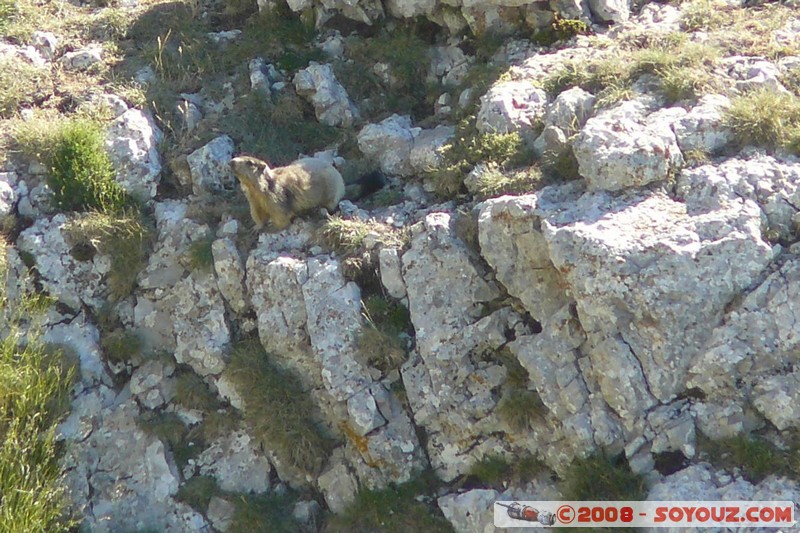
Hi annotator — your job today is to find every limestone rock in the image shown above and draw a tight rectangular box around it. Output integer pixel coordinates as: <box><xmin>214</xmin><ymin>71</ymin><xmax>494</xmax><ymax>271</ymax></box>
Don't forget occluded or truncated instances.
<box><xmin>357</xmin><ymin>114</ymin><xmax>418</xmax><ymax>176</ymax></box>
<box><xmin>544</xmin><ymin>87</ymin><xmax>596</xmax><ymax>134</ymax></box>
<box><xmin>61</xmin><ymin>396</ymin><xmax>208</xmax><ymax>532</ymax></box>
<box><xmin>196</xmin><ymin>429</ymin><xmax>271</xmax><ymax>493</ymax></box>
<box><xmin>105</xmin><ymin>108</ymin><xmax>164</xmax><ymax>202</ymax></box>
<box><xmin>17</xmin><ymin>214</ymin><xmax>108</xmax><ymax>311</ymax></box>
<box><xmin>379</xmin><ymin>247</ymin><xmax>407</xmax><ymax>299</ymax></box>
<box><xmin>31</xmin><ymin>31</ymin><xmax>58</xmax><ymax>60</ymax></box>
<box><xmin>476</xmin><ymin>81</ymin><xmax>548</xmax><ymax>135</ymax></box>
<box><xmin>318</xmin><ymin>456</ymin><xmax>358</xmax><ymax>513</ymax></box>
<box><xmin>588</xmin><ymin>0</ymin><xmax>629</xmax><ymax>22</ymax></box>
<box><xmin>409</xmin><ymin>125</ymin><xmax>455</xmax><ymax>174</ymax></box>
<box><xmin>186</xmin><ymin>135</ymin><xmax>235</xmax><ymax>196</ymax></box>
<box><xmin>212</xmin><ymin>237</ymin><xmax>248</xmax><ymax>314</ymax></box>
<box><xmin>438</xmin><ymin>489</ymin><xmax>499</xmax><ymax>533</ymax></box>
<box><xmin>752</xmin><ymin>372</ymin><xmax>800</xmax><ymax>431</ymax></box>
<box><xmin>543</xmin><ymin>188</ymin><xmax>771</xmax><ymax>403</ymax></box>
<box><xmin>688</xmin><ymin>257</ymin><xmax>800</xmax><ymax>400</ymax></box>
<box><xmin>573</xmin><ymin>100</ymin><xmax>683</xmax><ymax>191</ymax></box>
<box><xmin>294</xmin><ymin>62</ymin><xmax>357</xmax><ymax>127</ymax></box>
<box><xmin>677</xmin><ymin>155</ymin><xmax>800</xmax><ymax>241</ymax></box>
<box><xmin>672</xmin><ymin>94</ymin><xmax>733</xmax><ymax>154</ymax></box>
<box><xmin>129</xmin><ymin>358</ymin><xmax>176</xmax><ymax>410</ymax></box>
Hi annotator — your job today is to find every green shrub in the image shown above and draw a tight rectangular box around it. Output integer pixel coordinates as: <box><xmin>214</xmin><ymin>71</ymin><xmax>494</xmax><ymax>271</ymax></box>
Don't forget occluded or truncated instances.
<box><xmin>100</xmin><ymin>329</ymin><xmax>144</xmax><ymax>367</ymax></box>
<box><xmin>173</xmin><ymin>371</ymin><xmax>222</xmax><ymax>413</ymax></box>
<box><xmin>532</xmin><ymin>14</ymin><xmax>592</xmax><ymax>46</ymax></box>
<box><xmin>223</xmin><ymin>339</ymin><xmax>333</xmax><ymax>476</ymax></box>
<box><xmin>561</xmin><ymin>454</ymin><xmax>647</xmax><ymax>501</ymax></box>
<box><xmin>327</xmin><ymin>473</ymin><xmax>453</xmax><ymax>533</ymax></box>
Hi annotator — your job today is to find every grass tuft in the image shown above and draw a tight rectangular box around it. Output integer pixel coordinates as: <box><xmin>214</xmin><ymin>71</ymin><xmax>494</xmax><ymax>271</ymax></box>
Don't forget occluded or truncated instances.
<box><xmin>316</xmin><ymin>216</ymin><xmax>408</xmax><ymax>256</ymax></box>
<box><xmin>228</xmin><ymin>492</ymin><xmax>302</xmax><ymax>533</ymax></box>
<box><xmin>187</xmin><ymin>233</ymin><xmax>215</xmax><ymax>272</ymax></box>
<box><xmin>496</xmin><ymin>388</ymin><xmax>547</xmax><ymax>432</ymax></box>
<box><xmin>327</xmin><ymin>472</ymin><xmax>453</xmax><ymax>533</ymax></box>
<box><xmin>725</xmin><ymin>88</ymin><xmax>800</xmax><ymax>150</ymax></box>
<box><xmin>176</xmin><ymin>475</ymin><xmax>218</xmax><ymax>514</ymax></box>
<box><xmin>0</xmin><ymin>57</ymin><xmax>47</xmax><ymax>118</ymax></box>
<box><xmin>46</xmin><ymin>119</ymin><xmax>131</xmax><ymax>214</ymax></box>
<box><xmin>65</xmin><ymin>211</ymin><xmax>152</xmax><ymax>301</ymax></box>
<box><xmin>356</xmin><ymin>295</ymin><xmax>412</xmax><ymax>374</ymax></box>
<box><xmin>561</xmin><ymin>454</ymin><xmax>648</xmax><ymax>501</ymax></box>
<box><xmin>100</xmin><ymin>329</ymin><xmax>144</xmax><ymax>367</ymax></box>
<box><xmin>466</xmin><ymin>453</ymin><xmax>548</xmax><ymax>489</ymax></box>
<box><xmin>699</xmin><ymin>433</ymin><xmax>800</xmax><ymax>483</ymax></box>
<box><xmin>223</xmin><ymin>339</ymin><xmax>333</xmax><ymax>477</ymax></box>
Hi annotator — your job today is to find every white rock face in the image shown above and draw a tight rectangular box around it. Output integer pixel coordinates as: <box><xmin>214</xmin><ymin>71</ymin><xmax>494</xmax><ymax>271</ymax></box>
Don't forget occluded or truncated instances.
<box><xmin>212</xmin><ymin>237</ymin><xmax>248</xmax><ymax>314</ymax></box>
<box><xmin>294</xmin><ymin>62</ymin><xmax>357</xmax><ymax>127</ymax></box>
<box><xmin>61</xmin><ymin>394</ymin><xmax>207</xmax><ymax>532</ymax></box>
<box><xmin>134</xmin><ymin>201</ymin><xmax>230</xmax><ymax>376</ymax></box>
<box><xmin>196</xmin><ymin>430</ymin><xmax>272</xmax><ymax>493</ymax></box>
<box><xmin>544</xmin><ymin>87</ymin><xmax>596</xmax><ymax>133</ymax></box>
<box><xmin>129</xmin><ymin>358</ymin><xmax>176</xmax><ymax>409</ymax></box>
<box><xmin>18</xmin><ymin>214</ymin><xmax>109</xmax><ymax>311</ymax></box>
<box><xmin>438</xmin><ymin>489</ymin><xmax>499</xmax><ymax>533</ymax></box>
<box><xmin>106</xmin><ymin>108</ymin><xmax>164</xmax><ymax>202</ymax></box>
<box><xmin>357</xmin><ymin>114</ymin><xmax>418</xmax><ymax>176</ymax></box>
<box><xmin>318</xmin><ymin>459</ymin><xmax>358</xmax><ymax>513</ymax></box>
<box><xmin>588</xmin><ymin>0</ymin><xmax>629</xmax><ymax>22</ymax></box>
<box><xmin>245</xmin><ymin>250</ymin><xmax>425</xmax><ymax>487</ymax></box>
<box><xmin>543</xmin><ymin>189</ymin><xmax>771</xmax><ymax>404</ymax></box>
<box><xmin>409</xmin><ymin>125</ymin><xmax>455</xmax><ymax>174</ymax></box>
<box><xmin>378</xmin><ymin>247</ymin><xmax>407</xmax><ymax>299</ymax></box>
<box><xmin>573</xmin><ymin>101</ymin><xmax>683</xmax><ymax>191</ymax></box>
<box><xmin>0</xmin><ymin>179</ymin><xmax>16</xmax><ymax>217</ymax></box>
<box><xmin>648</xmin><ymin>464</ymin><xmax>800</xmax><ymax>503</ymax></box>
<box><xmin>386</xmin><ymin>0</ymin><xmax>436</xmax><ymax>18</ymax></box>
<box><xmin>688</xmin><ymin>257</ymin><xmax>800</xmax><ymax>402</ymax></box>
<box><xmin>672</xmin><ymin>94</ymin><xmax>733</xmax><ymax>154</ymax></box>
<box><xmin>677</xmin><ymin>155</ymin><xmax>800</xmax><ymax>241</ymax></box>
<box><xmin>476</xmin><ymin>81</ymin><xmax>549</xmax><ymax>134</ymax></box>
<box><xmin>186</xmin><ymin>135</ymin><xmax>236</xmax><ymax>196</ymax></box>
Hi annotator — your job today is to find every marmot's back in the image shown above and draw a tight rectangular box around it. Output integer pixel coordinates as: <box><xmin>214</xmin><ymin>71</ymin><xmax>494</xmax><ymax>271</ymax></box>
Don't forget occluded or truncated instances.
<box><xmin>274</xmin><ymin>158</ymin><xmax>345</xmax><ymax>212</ymax></box>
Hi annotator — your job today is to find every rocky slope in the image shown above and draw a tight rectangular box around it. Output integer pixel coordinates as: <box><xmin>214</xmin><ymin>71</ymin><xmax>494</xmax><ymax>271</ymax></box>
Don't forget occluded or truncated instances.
<box><xmin>2</xmin><ymin>0</ymin><xmax>800</xmax><ymax>530</ymax></box>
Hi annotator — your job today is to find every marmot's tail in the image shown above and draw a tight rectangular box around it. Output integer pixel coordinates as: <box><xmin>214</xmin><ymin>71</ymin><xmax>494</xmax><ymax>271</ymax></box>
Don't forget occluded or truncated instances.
<box><xmin>345</xmin><ymin>170</ymin><xmax>386</xmax><ymax>201</ymax></box>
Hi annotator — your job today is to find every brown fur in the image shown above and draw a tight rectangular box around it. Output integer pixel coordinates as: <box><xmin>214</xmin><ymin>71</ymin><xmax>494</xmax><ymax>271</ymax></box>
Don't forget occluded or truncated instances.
<box><xmin>230</xmin><ymin>155</ymin><xmax>346</xmax><ymax>230</ymax></box>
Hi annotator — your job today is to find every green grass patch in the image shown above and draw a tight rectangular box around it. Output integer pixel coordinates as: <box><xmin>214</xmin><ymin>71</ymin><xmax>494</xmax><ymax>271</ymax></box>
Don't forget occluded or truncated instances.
<box><xmin>173</xmin><ymin>371</ymin><xmax>223</xmax><ymax>413</ymax></box>
<box><xmin>228</xmin><ymin>492</ymin><xmax>302</xmax><ymax>533</ymax></box>
<box><xmin>561</xmin><ymin>454</ymin><xmax>648</xmax><ymax>501</ymax></box>
<box><xmin>0</xmin><ymin>267</ymin><xmax>79</xmax><ymax>531</ymax></box>
<box><xmin>187</xmin><ymin>233</ymin><xmax>215</xmax><ymax>272</ymax></box>
<box><xmin>532</xmin><ymin>15</ymin><xmax>592</xmax><ymax>46</ymax></box>
<box><xmin>223</xmin><ymin>339</ymin><xmax>333</xmax><ymax>477</ymax></box>
<box><xmin>65</xmin><ymin>211</ymin><xmax>152</xmax><ymax>301</ymax></box>
<box><xmin>176</xmin><ymin>475</ymin><xmax>218</xmax><ymax>514</ymax></box>
<box><xmin>470</xmin><ymin>165</ymin><xmax>547</xmax><ymax>200</ymax></box>
<box><xmin>338</xmin><ymin>25</ymin><xmax>434</xmax><ymax>121</ymax></box>
<box><xmin>699</xmin><ymin>433</ymin><xmax>799</xmax><ymax>483</ymax></box>
<box><xmin>0</xmin><ymin>57</ymin><xmax>48</xmax><ymax>118</ymax></box>
<box><xmin>496</xmin><ymin>388</ymin><xmax>547</xmax><ymax>432</ymax></box>
<box><xmin>136</xmin><ymin>411</ymin><xmax>201</xmax><ymax>468</ymax></box>
<box><xmin>327</xmin><ymin>472</ymin><xmax>453</xmax><ymax>533</ymax></box>
<box><xmin>48</xmin><ymin>119</ymin><xmax>132</xmax><ymax>214</ymax></box>
<box><xmin>466</xmin><ymin>453</ymin><xmax>548</xmax><ymax>489</ymax></box>
<box><xmin>725</xmin><ymin>88</ymin><xmax>800</xmax><ymax>151</ymax></box>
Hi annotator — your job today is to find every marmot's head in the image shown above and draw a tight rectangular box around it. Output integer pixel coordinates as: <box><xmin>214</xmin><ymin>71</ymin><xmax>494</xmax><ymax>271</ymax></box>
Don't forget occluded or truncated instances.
<box><xmin>230</xmin><ymin>155</ymin><xmax>269</xmax><ymax>185</ymax></box>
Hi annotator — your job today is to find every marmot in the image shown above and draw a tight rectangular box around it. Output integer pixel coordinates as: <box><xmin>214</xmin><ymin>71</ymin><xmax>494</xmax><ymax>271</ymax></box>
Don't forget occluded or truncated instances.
<box><xmin>230</xmin><ymin>155</ymin><xmax>385</xmax><ymax>230</ymax></box>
